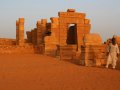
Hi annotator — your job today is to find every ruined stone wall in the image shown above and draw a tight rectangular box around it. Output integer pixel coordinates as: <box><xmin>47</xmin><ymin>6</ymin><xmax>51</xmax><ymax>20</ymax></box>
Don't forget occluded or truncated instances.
<box><xmin>0</xmin><ymin>43</ymin><xmax>44</xmax><ymax>54</ymax></box>
<box><xmin>44</xmin><ymin>18</ymin><xmax>59</xmax><ymax>56</ymax></box>
<box><xmin>60</xmin><ymin>45</ymin><xmax>77</xmax><ymax>60</ymax></box>
<box><xmin>26</xmin><ymin>31</ymin><xmax>32</xmax><ymax>43</ymax></box>
<box><xmin>116</xmin><ymin>36</ymin><xmax>120</xmax><ymax>46</ymax></box>
<box><xmin>37</xmin><ymin>21</ymin><xmax>42</xmax><ymax>45</ymax></box>
<box><xmin>80</xmin><ymin>45</ymin><xmax>107</xmax><ymax>66</ymax></box>
<box><xmin>0</xmin><ymin>45</ymin><xmax>34</xmax><ymax>54</ymax></box>
<box><xmin>16</xmin><ymin>20</ymin><xmax>19</xmax><ymax>45</ymax></box>
<box><xmin>84</xmin><ymin>33</ymin><xmax>102</xmax><ymax>45</ymax></box>
<box><xmin>50</xmin><ymin>17</ymin><xmax>59</xmax><ymax>42</ymax></box>
<box><xmin>58</xmin><ymin>9</ymin><xmax>91</xmax><ymax>46</ymax></box>
<box><xmin>79</xmin><ymin>34</ymin><xmax>107</xmax><ymax>66</ymax></box>
<box><xmin>1</xmin><ymin>9</ymin><xmax>119</xmax><ymax>67</ymax></box>
<box><xmin>16</xmin><ymin>18</ymin><xmax>25</xmax><ymax>46</ymax></box>
<box><xmin>0</xmin><ymin>38</ymin><xmax>16</xmax><ymax>45</ymax></box>
<box><xmin>26</xmin><ymin>9</ymin><xmax>91</xmax><ymax>48</ymax></box>
<box><xmin>58</xmin><ymin>33</ymin><xmax>107</xmax><ymax>66</ymax></box>
<box><xmin>26</xmin><ymin>19</ymin><xmax>47</xmax><ymax>45</ymax></box>
<box><xmin>37</xmin><ymin>19</ymin><xmax>47</xmax><ymax>45</ymax></box>
<box><xmin>0</xmin><ymin>38</ymin><xmax>33</xmax><ymax>54</ymax></box>
<box><xmin>43</xmin><ymin>9</ymin><xmax>91</xmax><ymax>57</ymax></box>
<box><xmin>31</xmin><ymin>29</ymin><xmax>37</xmax><ymax>45</ymax></box>
<box><xmin>0</xmin><ymin>38</ymin><xmax>45</xmax><ymax>54</ymax></box>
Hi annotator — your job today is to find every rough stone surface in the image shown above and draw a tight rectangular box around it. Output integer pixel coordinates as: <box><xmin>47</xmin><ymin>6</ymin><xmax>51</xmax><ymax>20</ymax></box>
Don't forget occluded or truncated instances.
<box><xmin>1</xmin><ymin>9</ymin><xmax>120</xmax><ymax>68</ymax></box>
<box><xmin>16</xmin><ymin>18</ymin><xmax>25</xmax><ymax>46</ymax></box>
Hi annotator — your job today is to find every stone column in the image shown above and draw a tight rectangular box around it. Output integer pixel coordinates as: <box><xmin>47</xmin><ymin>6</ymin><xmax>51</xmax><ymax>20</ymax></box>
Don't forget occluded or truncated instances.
<box><xmin>41</xmin><ymin>19</ymin><xmax>47</xmax><ymax>35</ymax></box>
<box><xmin>26</xmin><ymin>31</ymin><xmax>32</xmax><ymax>43</ymax></box>
<box><xmin>59</xmin><ymin>23</ymin><xmax>68</xmax><ymax>46</ymax></box>
<box><xmin>50</xmin><ymin>17</ymin><xmax>59</xmax><ymax>43</ymax></box>
<box><xmin>18</xmin><ymin>18</ymin><xmax>25</xmax><ymax>46</ymax></box>
<box><xmin>37</xmin><ymin>21</ymin><xmax>43</xmax><ymax>45</ymax></box>
<box><xmin>31</xmin><ymin>28</ymin><xmax>37</xmax><ymax>45</ymax></box>
<box><xmin>16</xmin><ymin>20</ymin><xmax>19</xmax><ymax>45</ymax></box>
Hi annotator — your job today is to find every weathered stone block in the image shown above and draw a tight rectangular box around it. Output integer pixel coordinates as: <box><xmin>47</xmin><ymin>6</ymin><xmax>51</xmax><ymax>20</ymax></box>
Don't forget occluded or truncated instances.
<box><xmin>19</xmin><ymin>18</ymin><xmax>24</xmax><ymax>23</ymax></box>
<box><xmin>84</xmin><ymin>19</ymin><xmax>90</xmax><ymax>24</ymax></box>
<box><xmin>41</xmin><ymin>19</ymin><xmax>47</xmax><ymax>24</ymax></box>
<box><xmin>51</xmin><ymin>23</ymin><xmax>58</xmax><ymax>28</ymax></box>
<box><xmin>84</xmin><ymin>33</ymin><xmax>102</xmax><ymax>45</ymax></box>
<box><xmin>67</xmin><ymin>9</ymin><xmax>75</xmax><ymax>12</ymax></box>
<box><xmin>50</xmin><ymin>17</ymin><xmax>59</xmax><ymax>24</ymax></box>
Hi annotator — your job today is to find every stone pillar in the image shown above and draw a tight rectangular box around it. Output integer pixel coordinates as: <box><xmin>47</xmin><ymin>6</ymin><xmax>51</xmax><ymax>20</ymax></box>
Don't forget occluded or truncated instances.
<box><xmin>37</xmin><ymin>21</ymin><xmax>43</xmax><ymax>45</ymax></box>
<box><xmin>41</xmin><ymin>19</ymin><xmax>47</xmax><ymax>24</ymax></box>
<box><xmin>26</xmin><ymin>31</ymin><xmax>32</xmax><ymax>43</ymax></box>
<box><xmin>44</xmin><ymin>18</ymin><xmax>59</xmax><ymax>56</ymax></box>
<box><xmin>50</xmin><ymin>17</ymin><xmax>59</xmax><ymax>43</ymax></box>
<box><xmin>77</xmin><ymin>24</ymin><xmax>85</xmax><ymax>46</ymax></box>
<box><xmin>80</xmin><ymin>34</ymin><xmax>106</xmax><ymax>66</ymax></box>
<box><xmin>84</xmin><ymin>19</ymin><xmax>91</xmax><ymax>35</ymax></box>
<box><xmin>59</xmin><ymin>23</ymin><xmax>68</xmax><ymax>46</ymax></box>
<box><xmin>18</xmin><ymin>18</ymin><xmax>25</xmax><ymax>46</ymax></box>
<box><xmin>41</xmin><ymin>19</ymin><xmax>47</xmax><ymax>35</ymax></box>
<box><xmin>31</xmin><ymin>28</ymin><xmax>37</xmax><ymax>45</ymax></box>
<box><xmin>41</xmin><ymin>19</ymin><xmax>47</xmax><ymax>36</ymax></box>
<box><xmin>16</xmin><ymin>20</ymin><xmax>19</xmax><ymax>45</ymax></box>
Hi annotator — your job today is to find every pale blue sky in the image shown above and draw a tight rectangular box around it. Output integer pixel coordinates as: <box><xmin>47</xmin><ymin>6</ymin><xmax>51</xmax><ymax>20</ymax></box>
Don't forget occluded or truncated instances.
<box><xmin>0</xmin><ymin>0</ymin><xmax>120</xmax><ymax>41</ymax></box>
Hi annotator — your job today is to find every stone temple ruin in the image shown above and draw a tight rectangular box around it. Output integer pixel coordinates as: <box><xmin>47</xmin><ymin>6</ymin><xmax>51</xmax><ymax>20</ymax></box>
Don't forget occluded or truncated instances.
<box><xmin>0</xmin><ymin>9</ymin><xmax>120</xmax><ymax>67</ymax></box>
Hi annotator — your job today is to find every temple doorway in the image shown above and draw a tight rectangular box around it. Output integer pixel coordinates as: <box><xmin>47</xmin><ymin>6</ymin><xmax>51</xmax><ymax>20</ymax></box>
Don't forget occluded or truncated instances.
<box><xmin>66</xmin><ymin>24</ymin><xmax>77</xmax><ymax>45</ymax></box>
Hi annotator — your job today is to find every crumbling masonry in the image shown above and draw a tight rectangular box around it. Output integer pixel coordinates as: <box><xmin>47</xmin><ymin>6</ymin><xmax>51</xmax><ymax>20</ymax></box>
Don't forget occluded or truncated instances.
<box><xmin>0</xmin><ymin>9</ymin><xmax>120</xmax><ymax>67</ymax></box>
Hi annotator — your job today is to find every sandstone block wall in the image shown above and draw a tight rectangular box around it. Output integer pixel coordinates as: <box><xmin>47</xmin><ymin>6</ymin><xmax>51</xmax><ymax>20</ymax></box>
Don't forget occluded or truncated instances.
<box><xmin>0</xmin><ymin>38</ymin><xmax>16</xmax><ymax>45</ymax></box>
<box><xmin>44</xmin><ymin>17</ymin><xmax>59</xmax><ymax>56</ymax></box>
<box><xmin>26</xmin><ymin>9</ymin><xmax>91</xmax><ymax>47</ymax></box>
<box><xmin>2</xmin><ymin>9</ymin><xmax>120</xmax><ymax>68</ymax></box>
<box><xmin>16</xmin><ymin>18</ymin><xmax>25</xmax><ymax>46</ymax></box>
<box><xmin>31</xmin><ymin>29</ymin><xmax>37</xmax><ymax>45</ymax></box>
<box><xmin>84</xmin><ymin>33</ymin><xmax>102</xmax><ymax>45</ymax></box>
<box><xmin>0</xmin><ymin>45</ymin><xmax>34</xmax><ymax>54</ymax></box>
<box><xmin>80</xmin><ymin>45</ymin><xmax>107</xmax><ymax>66</ymax></box>
<box><xmin>37</xmin><ymin>21</ymin><xmax>43</xmax><ymax>45</ymax></box>
<box><xmin>116</xmin><ymin>36</ymin><xmax>120</xmax><ymax>45</ymax></box>
<box><xmin>16</xmin><ymin>20</ymin><xmax>19</xmax><ymax>45</ymax></box>
<box><xmin>58</xmin><ymin>9</ymin><xmax>91</xmax><ymax>46</ymax></box>
<box><xmin>59</xmin><ymin>45</ymin><xmax>77</xmax><ymax>60</ymax></box>
<box><xmin>26</xmin><ymin>31</ymin><xmax>32</xmax><ymax>43</ymax></box>
<box><xmin>0</xmin><ymin>44</ymin><xmax>45</xmax><ymax>54</ymax></box>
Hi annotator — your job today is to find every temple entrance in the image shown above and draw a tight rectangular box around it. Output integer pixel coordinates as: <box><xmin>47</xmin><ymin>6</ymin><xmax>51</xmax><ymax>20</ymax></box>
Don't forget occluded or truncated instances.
<box><xmin>66</xmin><ymin>24</ymin><xmax>77</xmax><ymax>45</ymax></box>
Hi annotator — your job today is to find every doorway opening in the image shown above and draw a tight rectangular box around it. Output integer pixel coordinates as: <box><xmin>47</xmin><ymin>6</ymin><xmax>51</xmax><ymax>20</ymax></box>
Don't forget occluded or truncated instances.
<box><xmin>66</xmin><ymin>24</ymin><xmax>77</xmax><ymax>45</ymax></box>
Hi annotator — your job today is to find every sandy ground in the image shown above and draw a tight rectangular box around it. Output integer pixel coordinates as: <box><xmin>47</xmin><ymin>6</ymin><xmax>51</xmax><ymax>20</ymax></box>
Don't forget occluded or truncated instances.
<box><xmin>0</xmin><ymin>54</ymin><xmax>120</xmax><ymax>90</ymax></box>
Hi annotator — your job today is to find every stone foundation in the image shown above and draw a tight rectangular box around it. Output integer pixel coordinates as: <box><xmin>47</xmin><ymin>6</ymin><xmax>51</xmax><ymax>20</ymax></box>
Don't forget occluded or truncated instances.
<box><xmin>80</xmin><ymin>45</ymin><xmax>107</xmax><ymax>66</ymax></box>
<box><xmin>59</xmin><ymin>45</ymin><xmax>77</xmax><ymax>60</ymax></box>
<box><xmin>1</xmin><ymin>9</ymin><xmax>120</xmax><ymax>68</ymax></box>
<box><xmin>0</xmin><ymin>38</ymin><xmax>16</xmax><ymax>45</ymax></box>
<box><xmin>0</xmin><ymin>38</ymin><xmax>45</xmax><ymax>54</ymax></box>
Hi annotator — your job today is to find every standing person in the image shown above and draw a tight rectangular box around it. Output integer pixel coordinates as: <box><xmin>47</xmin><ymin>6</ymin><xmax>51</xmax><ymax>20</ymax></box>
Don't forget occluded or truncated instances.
<box><xmin>112</xmin><ymin>35</ymin><xmax>116</xmax><ymax>44</ymax></box>
<box><xmin>106</xmin><ymin>39</ymin><xmax>119</xmax><ymax>69</ymax></box>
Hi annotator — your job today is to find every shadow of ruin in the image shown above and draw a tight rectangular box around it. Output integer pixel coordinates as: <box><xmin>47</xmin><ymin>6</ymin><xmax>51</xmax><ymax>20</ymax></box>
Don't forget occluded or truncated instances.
<box><xmin>1</xmin><ymin>9</ymin><xmax>120</xmax><ymax>67</ymax></box>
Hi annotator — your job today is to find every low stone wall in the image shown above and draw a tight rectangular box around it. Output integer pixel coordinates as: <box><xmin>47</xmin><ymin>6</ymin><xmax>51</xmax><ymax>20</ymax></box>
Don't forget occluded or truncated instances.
<box><xmin>0</xmin><ymin>38</ymin><xmax>16</xmax><ymax>45</ymax></box>
<box><xmin>0</xmin><ymin>44</ymin><xmax>45</xmax><ymax>54</ymax></box>
<box><xmin>0</xmin><ymin>38</ymin><xmax>45</xmax><ymax>54</ymax></box>
<box><xmin>57</xmin><ymin>44</ymin><xmax>108</xmax><ymax>66</ymax></box>
<box><xmin>80</xmin><ymin>45</ymin><xmax>107</xmax><ymax>66</ymax></box>
<box><xmin>0</xmin><ymin>45</ymin><xmax>33</xmax><ymax>54</ymax></box>
<box><xmin>59</xmin><ymin>45</ymin><xmax>77</xmax><ymax>60</ymax></box>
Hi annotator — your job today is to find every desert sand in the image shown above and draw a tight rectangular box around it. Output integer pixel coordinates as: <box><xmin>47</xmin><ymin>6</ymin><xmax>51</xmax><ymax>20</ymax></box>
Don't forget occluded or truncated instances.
<box><xmin>0</xmin><ymin>54</ymin><xmax>120</xmax><ymax>90</ymax></box>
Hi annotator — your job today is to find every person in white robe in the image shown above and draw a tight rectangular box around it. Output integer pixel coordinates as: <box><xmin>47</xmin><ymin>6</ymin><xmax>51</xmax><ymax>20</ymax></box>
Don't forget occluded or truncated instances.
<box><xmin>106</xmin><ymin>39</ymin><xmax>119</xmax><ymax>69</ymax></box>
